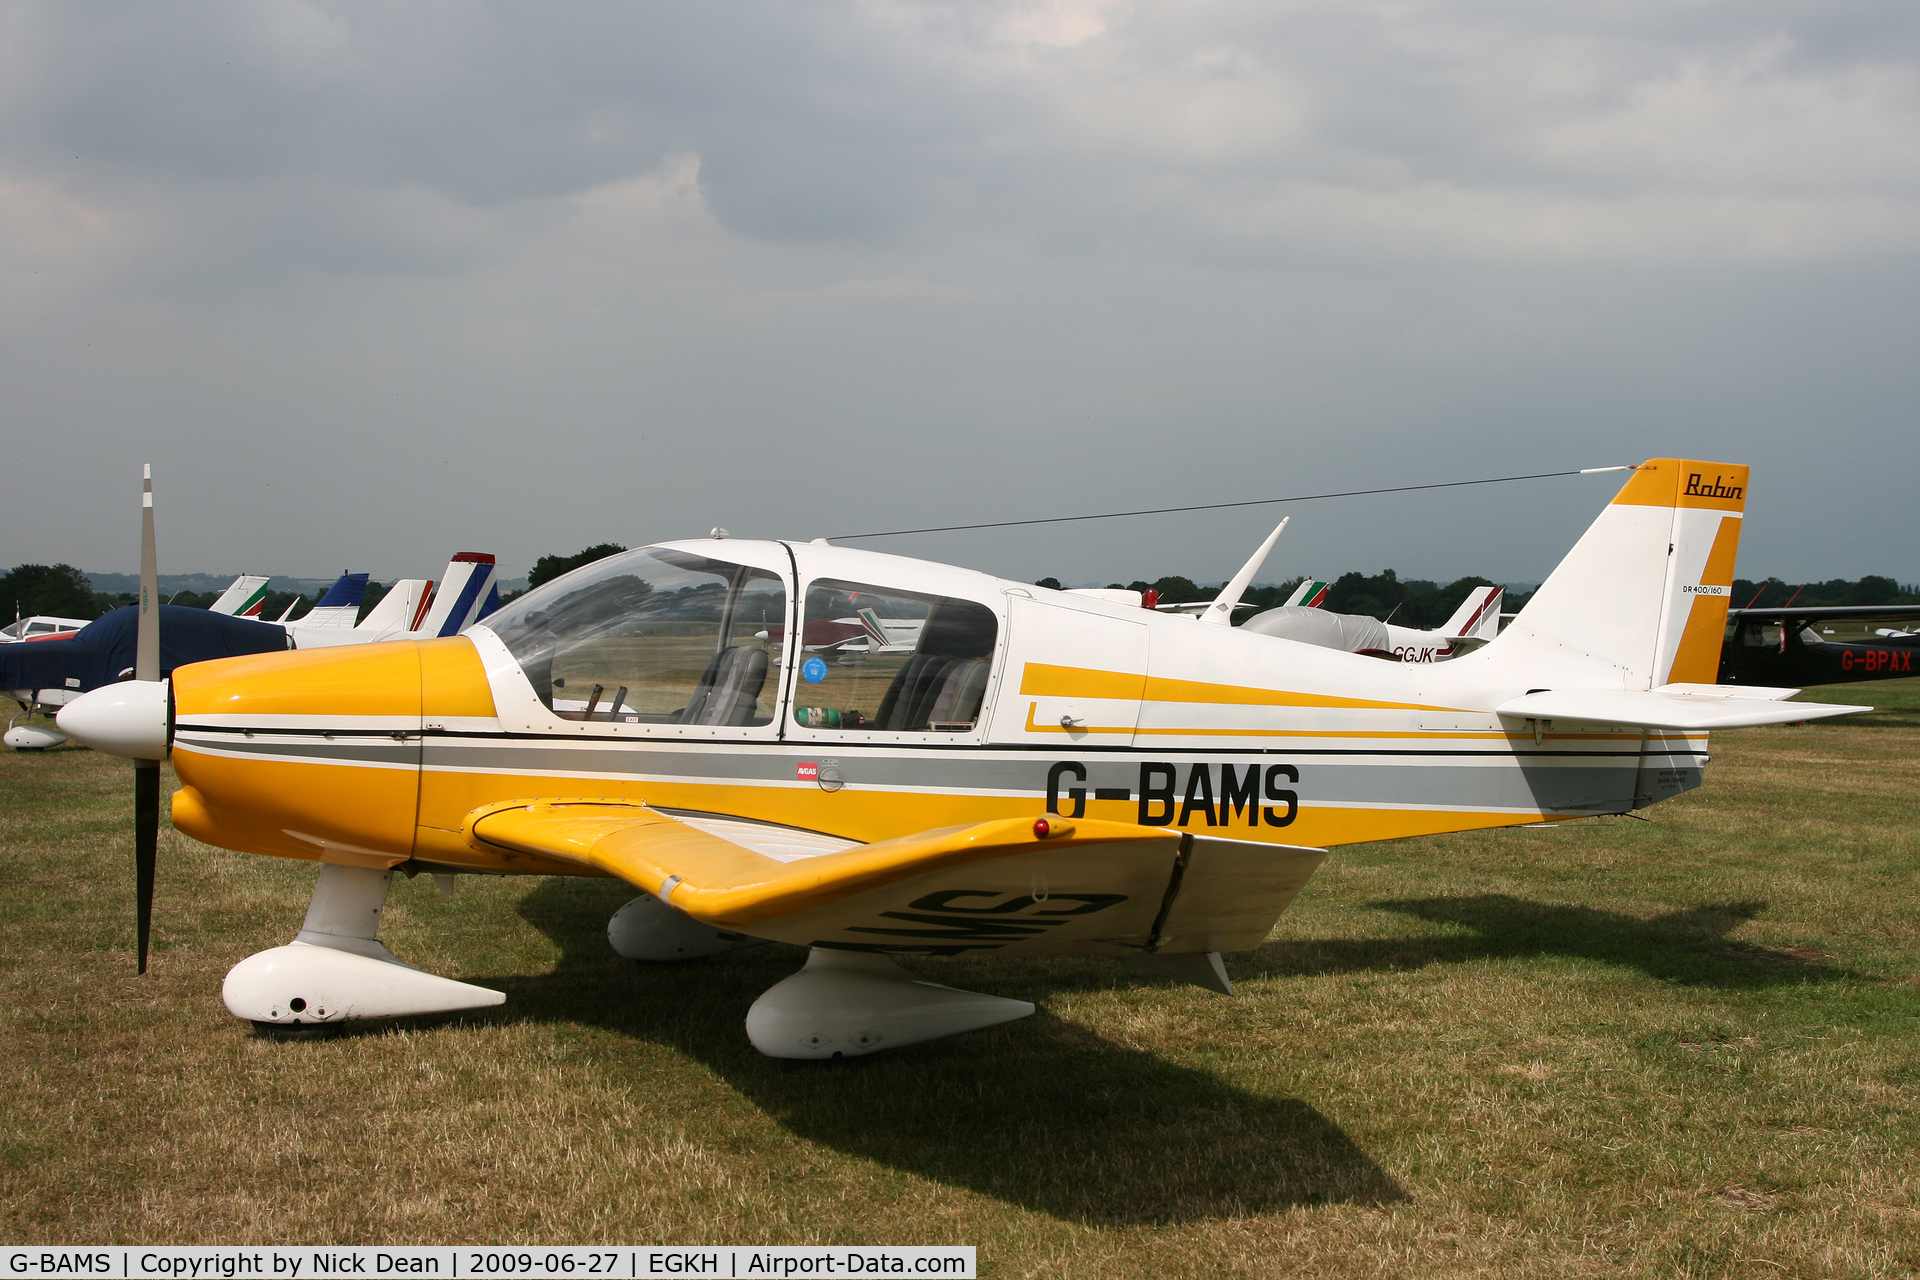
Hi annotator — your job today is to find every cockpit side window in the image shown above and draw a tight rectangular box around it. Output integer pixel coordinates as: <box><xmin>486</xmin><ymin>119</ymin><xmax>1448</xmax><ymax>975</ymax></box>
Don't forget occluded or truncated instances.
<box><xmin>483</xmin><ymin>549</ymin><xmax>787</xmax><ymax>728</ymax></box>
<box><xmin>790</xmin><ymin>580</ymin><xmax>998</xmax><ymax>732</ymax></box>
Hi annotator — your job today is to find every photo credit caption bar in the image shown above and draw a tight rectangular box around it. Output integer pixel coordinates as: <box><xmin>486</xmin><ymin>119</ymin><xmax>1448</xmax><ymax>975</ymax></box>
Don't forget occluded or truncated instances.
<box><xmin>1</xmin><ymin>1249</ymin><xmax>974</xmax><ymax>1279</ymax></box>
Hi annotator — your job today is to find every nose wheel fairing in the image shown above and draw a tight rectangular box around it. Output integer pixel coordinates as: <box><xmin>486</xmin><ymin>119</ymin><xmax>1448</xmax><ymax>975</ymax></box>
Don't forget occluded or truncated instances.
<box><xmin>224</xmin><ymin>869</ymin><xmax>1038</xmax><ymax>1057</ymax></box>
<box><xmin>222</xmin><ymin>865</ymin><xmax>503</xmax><ymax>1027</ymax></box>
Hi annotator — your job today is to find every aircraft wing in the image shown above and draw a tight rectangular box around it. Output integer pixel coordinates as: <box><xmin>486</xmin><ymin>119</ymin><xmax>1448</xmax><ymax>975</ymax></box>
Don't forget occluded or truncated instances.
<box><xmin>1496</xmin><ymin>687</ymin><xmax>1869</xmax><ymax>730</ymax></box>
<box><xmin>468</xmin><ymin>803</ymin><xmax>1326</xmax><ymax>957</ymax></box>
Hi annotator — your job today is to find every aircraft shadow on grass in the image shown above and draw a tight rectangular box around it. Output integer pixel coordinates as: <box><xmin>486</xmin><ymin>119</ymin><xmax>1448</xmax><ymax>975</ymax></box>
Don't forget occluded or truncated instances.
<box><xmin>456</xmin><ymin>875</ymin><xmax>1408</xmax><ymax>1226</ymax></box>
<box><xmin>1237</xmin><ymin>894</ymin><xmax>1860</xmax><ymax>988</ymax></box>
<box><xmin>413</xmin><ymin>883</ymin><xmax>1856</xmax><ymax>1222</ymax></box>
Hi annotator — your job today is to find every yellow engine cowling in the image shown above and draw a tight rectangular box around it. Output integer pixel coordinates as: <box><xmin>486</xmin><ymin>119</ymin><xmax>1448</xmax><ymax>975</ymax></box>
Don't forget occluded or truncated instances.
<box><xmin>170</xmin><ymin>638</ymin><xmax>495</xmax><ymax>866</ymax></box>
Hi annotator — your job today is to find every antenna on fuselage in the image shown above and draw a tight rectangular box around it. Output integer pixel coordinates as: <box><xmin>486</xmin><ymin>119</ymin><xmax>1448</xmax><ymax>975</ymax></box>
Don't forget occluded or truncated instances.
<box><xmin>1198</xmin><ymin>517</ymin><xmax>1289</xmax><ymax>628</ymax></box>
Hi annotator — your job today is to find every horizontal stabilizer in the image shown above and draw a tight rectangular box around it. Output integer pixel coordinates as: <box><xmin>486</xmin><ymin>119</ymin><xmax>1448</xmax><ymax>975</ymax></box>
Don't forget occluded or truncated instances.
<box><xmin>294</xmin><ymin>606</ymin><xmax>361</xmax><ymax>630</ymax></box>
<box><xmin>1496</xmin><ymin>687</ymin><xmax>1867</xmax><ymax>730</ymax></box>
<box><xmin>1657</xmin><ymin>681</ymin><xmax>1800</xmax><ymax>701</ymax></box>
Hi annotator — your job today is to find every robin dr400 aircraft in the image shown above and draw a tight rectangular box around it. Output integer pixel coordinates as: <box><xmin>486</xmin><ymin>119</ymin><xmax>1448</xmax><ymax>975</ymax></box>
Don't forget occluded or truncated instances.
<box><xmin>60</xmin><ymin>459</ymin><xmax>1868</xmax><ymax>1059</ymax></box>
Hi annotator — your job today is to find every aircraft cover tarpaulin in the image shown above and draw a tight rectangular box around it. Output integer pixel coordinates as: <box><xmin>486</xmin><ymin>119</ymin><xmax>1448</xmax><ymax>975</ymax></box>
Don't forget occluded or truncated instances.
<box><xmin>0</xmin><ymin>604</ymin><xmax>291</xmax><ymax>696</ymax></box>
<box><xmin>1240</xmin><ymin>605</ymin><xmax>1391</xmax><ymax>653</ymax></box>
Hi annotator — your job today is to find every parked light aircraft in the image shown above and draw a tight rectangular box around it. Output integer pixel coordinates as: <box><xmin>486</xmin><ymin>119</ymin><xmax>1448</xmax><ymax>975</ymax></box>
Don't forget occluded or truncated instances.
<box><xmin>1242</xmin><ymin>584</ymin><xmax>1504</xmax><ymax>664</ymax></box>
<box><xmin>1146</xmin><ymin>519</ymin><xmax>1504</xmax><ymax>663</ymax></box>
<box><xmin>4</xmin><ymin>557</ymin><xmax>500</xmax><ymax>748</ymax></box>
<box><xmin>1</xmin><ymin>615</ymin><xmax>90</xmax><ymax>643</ymax></box>
<box><xmin>2</xmin><ymin>614</ymin><xmax>92</xmax><ymax>740</ymax></box>
<box><xmin>1719</xmin><ymin>604</ymin><xmax>1920</xmax><ymax>687</ymax></box>
<box><xmin>2</xmin><ymin>573</ymin><xmax>296</xmax><ymax>737</ymax></box>
<box><xmin>60</xmin><ymin>459</ymin><xmax>1869</xmax><ymax>1059</ymax></box>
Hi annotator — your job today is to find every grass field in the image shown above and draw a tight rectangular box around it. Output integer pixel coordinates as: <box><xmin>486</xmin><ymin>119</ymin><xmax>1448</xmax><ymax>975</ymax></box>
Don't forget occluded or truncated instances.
<box><xmin>2</xmin><ymin>682</ymin><xmax>1917</xmax><ymax>1276</ymax></box>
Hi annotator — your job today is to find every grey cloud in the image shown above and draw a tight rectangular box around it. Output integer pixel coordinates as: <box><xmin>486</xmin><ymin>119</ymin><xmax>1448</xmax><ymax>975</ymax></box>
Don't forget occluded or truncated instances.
<box><xmin>1</xmin><ymin>0</ymin><xmax>1916</xmax><ymax>587</ymax></box>
<box><xmin>12</xmin><ymin>0</ymin><xmax>1920</xmax><ymax>269</ymax></box>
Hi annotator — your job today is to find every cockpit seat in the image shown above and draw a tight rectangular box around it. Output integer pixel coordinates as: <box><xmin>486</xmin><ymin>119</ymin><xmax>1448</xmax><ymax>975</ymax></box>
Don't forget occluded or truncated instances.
<box><xmin>683</xmin><ymin>645</ymin><xmax>770</xmax><ymax>726</ymax></box>
<box><xmin>873</xmin><ymin>654</ymin><xmax>989</xmax><ymax>731</ymax></box>
<box><xmin>927</xmin><ymin>657</ymin><xmax>988</xmax><ymax>727</ymax></box>
<box><xmin>873</xmin><ymin>654</ymin><xmax>949</xmax><ymax>730</ymax></box>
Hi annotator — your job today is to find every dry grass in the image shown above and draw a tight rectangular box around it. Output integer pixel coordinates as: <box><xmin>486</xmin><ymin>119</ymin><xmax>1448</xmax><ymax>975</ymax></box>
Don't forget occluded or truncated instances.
<box><xmin>2</xmin><ymin>682</ymin><xmax>1918</xmax><ymax>1276</ymax></box>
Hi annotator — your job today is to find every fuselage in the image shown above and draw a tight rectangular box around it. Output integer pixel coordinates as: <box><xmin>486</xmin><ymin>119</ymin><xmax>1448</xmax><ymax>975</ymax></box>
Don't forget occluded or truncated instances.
<box><xmin>1721</xmin><ymin>618</ymin><xmax>1920</xmax><ymax>686</ymax></box>
<box><xmin>167</xmin><ymin>539</ymin><xmax>1708</xmax><ymax>876</ymax></box>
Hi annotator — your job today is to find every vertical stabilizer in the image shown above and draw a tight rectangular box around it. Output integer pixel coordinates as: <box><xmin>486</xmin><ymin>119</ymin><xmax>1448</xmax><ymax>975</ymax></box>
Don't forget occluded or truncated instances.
<box><xmin>293</xmin><ymin>573</ymin><xmax>371</xmax><ymax>630</ymax></box>
<box><xmin>208</xmin><ymin>575</ymin><xmax>271</xmax><ymax>617</ymax></box>
<box><xmin>1285</xmin><ymin>580</ymin><xmax>1330</xmax><ymax>609</ymax></box>
<box><xmin>355</xmin><ymin>579</ymin><xmax>431</xmax><ymax>632</ymax></box>
<box><xmin>1489</xmin><ymin>459</ymin><xmax>1748</xmax><ymax>688</ymax></box>
<box><xmin>1441</xmin><ymin>586</ymin><xmax>1504</xmax><ymax>643</ymax></box>
<box><xmin>419</xmin><ymin>553</ymin><xmax>498</xmax><ymax>637</ymax></box>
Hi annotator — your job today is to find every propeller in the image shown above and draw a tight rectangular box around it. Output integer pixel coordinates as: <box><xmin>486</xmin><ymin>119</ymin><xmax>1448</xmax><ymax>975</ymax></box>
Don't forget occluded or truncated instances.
<box><xmin>134</xmin><ymin>464</ymin><xmax>160</xmax><ymax>973</ymax></box>
<box><xmin>52</xmin><ymin>466</ymin><xmax>174</xmax><ymax>971</ymax></box>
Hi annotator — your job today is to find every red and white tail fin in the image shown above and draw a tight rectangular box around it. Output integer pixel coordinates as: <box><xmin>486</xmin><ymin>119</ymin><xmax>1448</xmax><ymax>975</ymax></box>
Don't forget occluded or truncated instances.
<box><xmin>355</xmin><ymin>579</ymin><xmax>431</xmax><ymax>632</ymax></box>
<box><xmin>1487</xmin><ymin>459</ymin><xmax>1747</xmax><ymax>689</ymax></box>
<box><xmin>1441</xmin><ymin>585</ymin><xmax>1503</xmax><ymax>643</ymax></box>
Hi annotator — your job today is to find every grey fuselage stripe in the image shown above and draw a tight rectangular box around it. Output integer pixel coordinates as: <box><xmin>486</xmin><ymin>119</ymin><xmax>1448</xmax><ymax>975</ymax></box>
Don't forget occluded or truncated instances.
<box><xmin>174</xmin><ymin>727</ymin><xmax>1692</xmax><ymax>813</ymax></box>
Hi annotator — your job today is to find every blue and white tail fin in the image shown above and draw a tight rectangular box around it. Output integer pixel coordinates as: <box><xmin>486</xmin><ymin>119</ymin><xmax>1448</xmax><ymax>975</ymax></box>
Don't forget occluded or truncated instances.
<box><xmin>208</xmin><ymin>575</ymin><xmax>270</xmax><ymax>617</ymax></box>
<box><xmin>294</xmin><ymin>573</ymin><xmax>371</xmax><ymax>630</ymax></box>
<box><xmin>418</xmin><ymin>553</ymin><xmax>498</xmax><ymax>637</ymax></box>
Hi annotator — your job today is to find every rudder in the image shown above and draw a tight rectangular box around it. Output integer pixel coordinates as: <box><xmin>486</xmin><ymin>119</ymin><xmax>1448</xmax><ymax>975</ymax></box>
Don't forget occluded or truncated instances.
<box><xmin>1488</xmin><ymin>459</ymin><xmax>1748</xmax><ymax>689</ymax></box>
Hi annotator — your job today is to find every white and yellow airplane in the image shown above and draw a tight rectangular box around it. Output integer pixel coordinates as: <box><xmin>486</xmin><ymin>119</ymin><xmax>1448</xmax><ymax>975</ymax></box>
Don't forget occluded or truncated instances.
<box><xmin>59</xmin><ymin>459</ymin><xmax>1867</xmax><ymax>1059</ymax></box>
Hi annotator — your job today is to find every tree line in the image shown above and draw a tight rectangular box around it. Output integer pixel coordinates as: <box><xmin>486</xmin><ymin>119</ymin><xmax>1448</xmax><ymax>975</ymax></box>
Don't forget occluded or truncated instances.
<box><xmin>0</xmin><ymin>563</ymin><xmax>395</xmax><ymax>625</ymax></box>
<box><xmin>7</xmin><ymin>552</ymin><xmax>1917</xmax><ymax>633</ymax></box>
<box><xmin>1038</xmin><ymin>567</ymin><xmax>1920</xmax><ymax>626</ymax></box>
<box><xmin>1034</xmin><ymin>569</ymin><xmax>1516</xmax><ymax>628</ymax></box>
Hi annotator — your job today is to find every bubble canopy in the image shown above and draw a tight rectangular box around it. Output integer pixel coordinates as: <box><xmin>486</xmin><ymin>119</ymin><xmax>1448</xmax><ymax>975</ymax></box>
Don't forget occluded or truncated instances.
<box><xmin>481</xmin><ymin>545</ymin><xmax>789</xmax><ymax>727</ymax></box>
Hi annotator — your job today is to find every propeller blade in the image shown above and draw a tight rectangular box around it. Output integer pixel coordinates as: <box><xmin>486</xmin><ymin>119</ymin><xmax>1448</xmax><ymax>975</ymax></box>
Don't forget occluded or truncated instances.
<box><xmin>135</xmin><ymin>463</ymin><xmax>160</xmax><ymax>973</ymax></box>
<box><xmin>135</xmin><ymin>760</ymin><xmax>157</xmax><ymax>973</ymax></box>
<box><xmin>1200</xmin><ymin>516</ymin><xmax>1289</xmax><ymax>627</ymax></box>
<box><xmin>137</xmin><ymin>464</ymin><xmax>158</xmax><ymax>682</ymax></box>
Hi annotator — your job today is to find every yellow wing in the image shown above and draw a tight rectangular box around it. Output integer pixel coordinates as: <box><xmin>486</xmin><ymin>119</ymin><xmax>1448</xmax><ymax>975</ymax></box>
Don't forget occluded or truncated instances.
<box><xmin>466</xmin><ymin>801</ymin><xmax>1326</xmax><ymax>958</ymax></box>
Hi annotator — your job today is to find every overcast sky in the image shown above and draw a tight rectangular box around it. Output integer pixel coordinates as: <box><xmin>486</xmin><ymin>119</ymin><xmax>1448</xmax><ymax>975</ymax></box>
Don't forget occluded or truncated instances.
<box><xmin>3</xmin><ymin>0</ymin><xmax>1916</xmax><ymax>589</ymax></box>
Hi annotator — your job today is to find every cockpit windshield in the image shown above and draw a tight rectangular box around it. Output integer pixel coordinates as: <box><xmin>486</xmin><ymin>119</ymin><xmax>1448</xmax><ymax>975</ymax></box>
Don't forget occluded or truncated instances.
<box><xmin>481</xmin><ymin>548</ymin><xmax>787</xmax><ymax>727</ymax></box>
